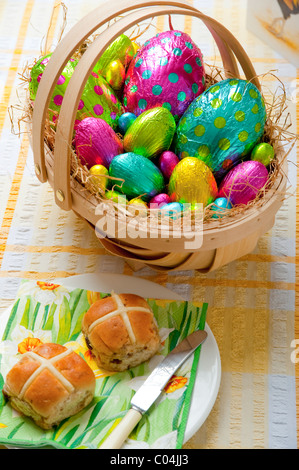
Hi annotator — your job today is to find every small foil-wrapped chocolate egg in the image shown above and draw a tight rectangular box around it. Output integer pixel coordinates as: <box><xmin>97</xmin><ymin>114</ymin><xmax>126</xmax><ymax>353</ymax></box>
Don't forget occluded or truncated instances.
<box><xmin>123</xmin><ymin>30</ymin><xmax>205</xmax><ymax>120</ymax></box>
<box><xmin>149</xmin><ymin>193</ymin><xmax>171</xmax><ymax>208</ymax></box>
<box><xmin>89</xmin><ymin>164</ymin><xmax>109</xmax><ymax>192</ymax></box>
<box><xmin>168</xmin><ymin>157</ymin><xmax>218</xmax><ymax>206</ymax></box>
<box><xmin>105</xmin><ymin>59</ymin><xmax>126</xmax><ymax>93</ymax></box>
<box><xmin>218</xmin><ymin>160</ymin><xmax>268</xmax><ymax>205</ymax></box>
<box><xmin>123</xmin><ymin>107</ymin><xmax>176</xmax><ymax>159</ymax></box>
<box><xmin>175</xmin><ymin>78</ymin><xmax>267</xmax><ymax>179</ymax></box>
<box><xmin>118</xmin><ymin>112</ymin><xmax>137</xmax><ymax>135</ymax></box>
<box><xmin>210</xmin><ymin>197</ymin><xmax>232</xmax><ymax>219</ymax></box>
<box><xmin>95</xmin><ymin>34</ymin><xmax>135</xmax><ymax>77</ymax></box>
<box><xmin>74</xmin><ymin>117</ymin><xmax>124</xmax><ymax>168</ymax></box>
<box><xmin>251</xmin><ymin>142</ymin><xmax>275</xmax><ymax>166</ymax></box>
<box><xmin>158</xmin><ymin>151</ymin><xmax>180</xmax><ymax>179</ymax></box>
<box><xmin>109</xmin><ymin>152</ymin><xmax>165</xmax><ymax>200</ymax></box>
<box><xmin>161</xmin><ymin>202</ymin><xmax>183</xmax><ymax>220</ymax></box>
<box><xmin>106</xmin><ymin>190</ymin><xmax>127</xmax><ymax>203</ymax></box>
<box><xmin>128</xmin><ymin>198</ymin><xmax>148</xmax><ymax>217</ymax></box>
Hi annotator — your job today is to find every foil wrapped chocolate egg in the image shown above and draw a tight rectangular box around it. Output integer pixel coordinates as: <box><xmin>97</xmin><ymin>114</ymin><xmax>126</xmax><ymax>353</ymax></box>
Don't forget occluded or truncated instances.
<box><xmin>149</xmin><ymin>193</ymin><xmax>171</xmax><ymax>208</ymax></box>
<box><xmin>251</xmin><ymin>142</ymin><xmax>275</xmax><ymax>166</ymax></box>
<box><xmin>74</xmin><ymin>117</ymin><xmax>124</xmax><ymax>168</ymax></box>
<box><xmin>158</xmin><ymin>151</ymin><xmax>180</xmax><ymax>179</ymax></box>
<box><xmin>123</xmin><ymin>30</ymin><xmax>205</xmax><ymax>120</ymax></box>
<box><xmin>105</xmin><ymin>59</ymin><xmax>126</xmax><ymax>93</ymax></box>
<box><xmin>161</xmin><ymin>202</ymin><xmax>183</xmax><ymax>220</ymax></box>
<box><xmin>123</xmin><ymin>107</ymin><xmax>176</xmax><ymax>159</ymax></box>
<box><xmin>211</xmin><ymin>197</ymin><xmax>232</xmax><ymax>219</ymax></box>
<box><xmin>118</xmin><ymin>112</ymin><xmax>137</xmax><ymax>134</ymax></box>
<box><xmin>109</xmin><ymin>152</ymin><xmax>165</xmax><ymax>200</ymax></box>
<box><xmin>29</xmin><ymin>54</ymin><xmax>122</xmax><ymax>129</ymax></box>
<box><xmin>175</xmin><ymin>78</ymin><xmax>267</xmax><ymax>179</ymax></box>
<box><xmin>218</xmin><ymin>160</ymin><xmax>268</xmax><ymax>205</ymax></box>
<box><xmin>168</xmin><ymin>157</ymin><xmax>218</xmax><ymax>206</ymax></box>
<box><xmin>128</xmin><ymin>198</ymin><xmax>148</xmax><ymax>217</ymax></box>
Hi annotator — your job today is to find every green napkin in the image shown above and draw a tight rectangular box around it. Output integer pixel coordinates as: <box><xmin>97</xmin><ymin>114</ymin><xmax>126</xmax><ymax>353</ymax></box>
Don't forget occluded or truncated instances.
<box><xmin>0</xmin><ymin>279</ymin><xmax>207</xmax><ymax>449</ymax></box>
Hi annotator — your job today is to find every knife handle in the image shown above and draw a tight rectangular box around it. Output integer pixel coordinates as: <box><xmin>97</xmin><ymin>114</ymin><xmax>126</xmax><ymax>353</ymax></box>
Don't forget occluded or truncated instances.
<box><xmin>100</xmin><ymin>408</ymin><xmax>142</xmax><ymax>449</ymax></box>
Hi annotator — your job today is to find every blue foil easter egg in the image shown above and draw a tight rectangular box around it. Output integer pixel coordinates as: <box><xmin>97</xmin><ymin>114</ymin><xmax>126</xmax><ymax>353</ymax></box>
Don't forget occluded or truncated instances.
<box><xmin>175</xmin><ymin>78</ymin><xmax>267</xmax><ymax>180</ymax></box>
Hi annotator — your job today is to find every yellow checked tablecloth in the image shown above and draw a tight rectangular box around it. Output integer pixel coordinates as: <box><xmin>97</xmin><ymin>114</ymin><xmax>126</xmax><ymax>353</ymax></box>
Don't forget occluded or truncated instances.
<box><xmin>0</xmin><ymin>0</ymin><xmax>298</xmax><ymax>449</ymax></box>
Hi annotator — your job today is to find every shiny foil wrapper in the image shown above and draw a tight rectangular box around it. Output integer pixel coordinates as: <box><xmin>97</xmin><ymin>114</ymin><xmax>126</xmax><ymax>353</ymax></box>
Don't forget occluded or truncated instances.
<box><xmin>30</xmin><ymin>53</ymin><xmax>123</xmax><ymax>130</ymax></box>
<box><xmin>123</xmin><ymin>30</ymin><xmax>205</xmax><ymax>120</ymax></box>
<box><xmin>168</xmin><ymin>157</ymin><xmax>218</xmax><ymax>206</ymax></box>
<box><xmin>109</xmin><ymin>152</ymin><xmax>165</xmax><ymax>200</ymax></box>
<box><xmin>158</xmin><ymin>151</ymin><xmax>180</xmax><ymax>179</ymax></box>
<box><xmin>218</xmin><ymin>160</ymin><xmax>269</xmax><ymax>205</ymax></box>
<box><xmin>149</xmin><ymin>193</ymin><xmax>171</xmax><ymax>207</ymax></box>
<box><xmin>74</xmin><ymin>117</ymin><xmax>124</xmax><ymax>168</ymax></box>
<box><xmin>123</xmin><ymin>107</ymin><xmax>176</xmax><ymax>159</ymax></box>
<box><xmin>105</xmin><ymin>59</ymin><xmax>126</xmax><ymax>93</ymax></box>
<box><xmin>175</xmin><ymin>78</ymin><xmax>267</xmax><ymax>180</ymax></box>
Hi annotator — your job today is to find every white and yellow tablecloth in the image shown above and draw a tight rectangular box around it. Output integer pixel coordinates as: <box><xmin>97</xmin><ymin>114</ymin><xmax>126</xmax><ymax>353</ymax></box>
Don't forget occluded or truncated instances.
<box><xmin>0</xmin><ymin>0</ymin><xmax>298</xmax><ymax>449</ymax></box>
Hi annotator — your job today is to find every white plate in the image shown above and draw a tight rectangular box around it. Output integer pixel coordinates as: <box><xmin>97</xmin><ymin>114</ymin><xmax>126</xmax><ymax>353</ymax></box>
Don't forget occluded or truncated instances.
<box><xmin>0</xmin><ymin>273</ymin><xmax>221</xmax><ymax>446</ymax></box>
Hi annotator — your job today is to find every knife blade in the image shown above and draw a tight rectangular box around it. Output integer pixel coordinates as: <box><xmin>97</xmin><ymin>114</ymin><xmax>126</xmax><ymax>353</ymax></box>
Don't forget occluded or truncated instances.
<box><xmin>99</xmin><ymin>329</ymin><xmax>207</xmax><ymax>449</ymax></box>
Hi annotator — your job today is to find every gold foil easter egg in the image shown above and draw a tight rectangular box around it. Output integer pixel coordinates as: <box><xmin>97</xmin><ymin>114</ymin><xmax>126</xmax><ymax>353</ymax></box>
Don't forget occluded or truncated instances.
<box><xmin>105</xmin><ymin>60</ymin><xmax>126</xmax><ymax>93</ymax></box>
<box><xmin>123</xmin><ymin>107</ymin><xmax>176</xmax><ymax>159</ymax></box>
<box><xmin>168</xmin><ymin>157</ymin><xmax>218</xmax><ymax>206</ymax></box>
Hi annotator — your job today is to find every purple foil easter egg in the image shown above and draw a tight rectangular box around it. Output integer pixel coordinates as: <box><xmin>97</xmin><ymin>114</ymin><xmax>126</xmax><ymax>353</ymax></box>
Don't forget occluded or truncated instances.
<box><xmin>74</xmin><ymin>117</ymin><xmax>124</xmax><ymax>169</ymax></box>
<box><xmin>149</xmin><ymin>193</ymin><xmax>171</xmax><ymax>208</ymax></box>
<box><xmin>123</xmin><ymin>30</ymin><xmax>205</xmax><ymax>120</ymax></box>
<box><xmin>158</xmin><ymin>151</ymin><xmax>180</xmax><ymax>179</ymax></box>
<box><xmin>218</xmin><ymin>160</ymin><xmax>268</xmax><ymax>205</ymax></box>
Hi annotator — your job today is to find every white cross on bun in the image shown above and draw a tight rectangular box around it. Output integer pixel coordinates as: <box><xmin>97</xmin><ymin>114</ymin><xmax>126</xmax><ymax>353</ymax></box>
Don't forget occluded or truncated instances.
<box><xmin>82</xmin><ymin>293</ymin><xmax>161</xmax><ymax>372</ymax></box>
<box><xmin>2</xmin><ymin>343</ymin><xmax>96</xmax><ymax>429</ymax></box>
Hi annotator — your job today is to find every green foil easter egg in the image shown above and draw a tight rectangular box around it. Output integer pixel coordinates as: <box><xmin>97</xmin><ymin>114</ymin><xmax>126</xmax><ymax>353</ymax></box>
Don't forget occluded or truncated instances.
<box><xmin>29</xmin><ymin>54</ymin><xmax>122</xmax><ymax>129</ymax></box>
<box><xmin>109</xmin><ymin>152</ymin><xmax>165</xmax><ymax>200</ymax></box>
<box><xmin>175</xmin><ymin>78</ymin><xmax>267</xmax><ymax>179</ymax></box>
<box><xmin>168</xmin><ymin>157</ymin><xmax>218</xmax><ymax>206</ymax></box>
<box><xmin>123</xmin><ymin>107</ymin><xmax>176</xmax><ymax>159</ymax></box>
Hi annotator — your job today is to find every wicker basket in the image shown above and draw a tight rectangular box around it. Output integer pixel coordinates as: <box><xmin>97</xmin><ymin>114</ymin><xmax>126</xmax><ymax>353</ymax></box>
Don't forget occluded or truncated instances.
<box><xmin>31</xmin><ymin>0</ymin><xmax>288</xmax><ymax>272</ymax></box>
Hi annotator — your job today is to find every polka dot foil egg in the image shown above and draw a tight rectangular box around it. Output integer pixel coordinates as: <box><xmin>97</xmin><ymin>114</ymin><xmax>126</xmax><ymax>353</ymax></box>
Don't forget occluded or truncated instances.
<box><xmin>168</xmin><ymin>157</ymin><xmax>218</xmax><ymax>206</ymax></box>
<box><xmin>29</xmin><ymin>53</ymin><xmax>122</xmax><ymax>130</ymax></box>
<box><xmin>123</xmin><ymin>30</ymin><xmax>205</xmax><ymax>120</ymax></box>
<box><xmin>175</xmin><ymin>78</ymin><xmax>267</xmax><ymax>179</ymax></box>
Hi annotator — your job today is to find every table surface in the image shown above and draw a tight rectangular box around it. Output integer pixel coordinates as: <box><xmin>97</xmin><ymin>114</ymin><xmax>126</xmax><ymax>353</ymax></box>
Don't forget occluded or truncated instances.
<box><xmin>0</xmin><ymin>0</ymin><xmax>298</xmax><ymax>449</ymax></box>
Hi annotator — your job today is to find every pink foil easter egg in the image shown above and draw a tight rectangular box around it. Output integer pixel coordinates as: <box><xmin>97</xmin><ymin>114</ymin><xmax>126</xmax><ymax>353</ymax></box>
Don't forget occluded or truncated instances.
<box><xmin>74</xmin><ymin>117</ymin><xmax>124</xmax><ymax>169</ymax></box>
<box><xmin>158</xmin><ymin>151</ymin><xmax>180</xmax><ymax>179</ymax></box>
<box><xmin>123</xmin><ymin>30</ymin><xmax>205</xmax><ymax>120</ymax></box>
<box><xmin>149</xmin><ymin>193</ymin><xmax>171</xmax><ymax>207</ymax></box>
<box><xmin>218</xmin><ymin>160</ymin><xmax>268</xmax><ymax>205</ymax></box>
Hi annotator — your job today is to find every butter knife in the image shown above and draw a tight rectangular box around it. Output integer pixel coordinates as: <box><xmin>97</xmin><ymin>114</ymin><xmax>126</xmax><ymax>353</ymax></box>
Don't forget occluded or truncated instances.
<box><xmin>100</xmin><ymin>329</ymin><xmax>208</xmax><ymax>449</ymax></box>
